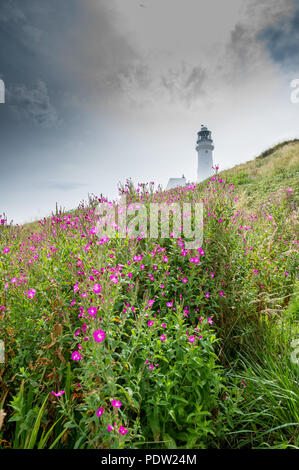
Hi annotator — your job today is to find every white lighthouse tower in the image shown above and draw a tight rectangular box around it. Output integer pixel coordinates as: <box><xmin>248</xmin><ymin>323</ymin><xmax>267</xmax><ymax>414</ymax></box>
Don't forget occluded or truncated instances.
<box><xmin>196</xmin><ymin>125</ymin><xmax>214</xmax><ymax>182</ymax></box>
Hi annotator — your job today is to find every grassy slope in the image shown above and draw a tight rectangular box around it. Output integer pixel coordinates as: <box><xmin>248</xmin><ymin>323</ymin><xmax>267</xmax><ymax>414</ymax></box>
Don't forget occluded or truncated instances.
<box><xmin>216</xmin><ymin>140</ymin><xmax>299</xmax><ymax>448</ymax></box>
<box><xmin>220</xmin><ymin>139</ymin><xmax>299</xmax><ymax>207</ymax></box>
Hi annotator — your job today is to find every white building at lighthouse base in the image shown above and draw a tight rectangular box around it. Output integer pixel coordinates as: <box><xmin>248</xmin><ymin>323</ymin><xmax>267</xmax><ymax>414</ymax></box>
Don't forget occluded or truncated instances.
<box><xmin>166</xmin><ymin>176</ymin><xmax>186</xmax><ymax>190</ymax></box>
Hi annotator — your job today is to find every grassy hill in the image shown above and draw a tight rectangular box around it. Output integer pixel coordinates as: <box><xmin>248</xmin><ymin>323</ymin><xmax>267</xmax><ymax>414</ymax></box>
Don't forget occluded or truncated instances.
<box><xmin>0</xmin><ymin>141</ymin><xmax>298</xmax><ymax>449</ymax></box>
<box><xmin>221</xmin><ymin>139</ymin><xmax>299</xmax><ymax>208</ymax></box>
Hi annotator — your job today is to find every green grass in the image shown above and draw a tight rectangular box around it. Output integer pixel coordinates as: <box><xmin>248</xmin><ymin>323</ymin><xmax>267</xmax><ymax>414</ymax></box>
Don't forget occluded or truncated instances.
<box><xmin>220</xmin><ymin>299</ymin><xmax>299</xmax><ymax>448</ymax></box>
<box><xmin>220</xmin><ymin>140</ymin><xmax>299</xmax><ymax>208</ymax></box>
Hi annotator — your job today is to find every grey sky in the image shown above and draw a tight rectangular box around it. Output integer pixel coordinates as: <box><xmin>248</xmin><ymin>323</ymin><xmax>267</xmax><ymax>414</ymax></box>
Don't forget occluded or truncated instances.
<box><xmin>0</xmin><ymin>0</ymin><xmax>298</xmax><ymax>224</ymax></box>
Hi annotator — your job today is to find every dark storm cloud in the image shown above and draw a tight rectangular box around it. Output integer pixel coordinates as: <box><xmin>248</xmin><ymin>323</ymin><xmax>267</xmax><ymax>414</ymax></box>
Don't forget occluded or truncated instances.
<box><xmin>258</xmin><ymin>7</ymin><xmax>299</xmax><ymax>70</ymax></box>
<box><xmin>219</xmin><ymin>0</ymin><xmax>297</xmax><ymax>84</ymax></box>
<box><xmin>0</xmin><ymin>0</ymin><xmax>137</xmax><ymax>128</ymax></box>
<box><xmin>8</xmin><ymin>80</ymin><xmax>58</xmax><ymax>127</ymax></box>
<box><xmin>0</xmin><ymin>0</ymin><xmax>25</xmax><ymax>23</ymax></box>
<box><xmin>0</xmin><ymin>0</ymin><xmax>62</xmax><ymax>128</ymax></box>
<box><xmin>223</xmin><ymin>23</ymin><xmax>261</xmax><ymax>81</ymax></box>
<box><xmin>102</xmin><ymin>60</ymin><xmax>207</xmax><ymax>108</ymax></box>
<box><xmin>161</xmin><ymin>64</ymin><xmax>206</xmax><ymax>106</ymax></box>
<box><xmin>104</xmin><ymin>62</ymin><xmax>152</xmax><ymax>95</ymax></box>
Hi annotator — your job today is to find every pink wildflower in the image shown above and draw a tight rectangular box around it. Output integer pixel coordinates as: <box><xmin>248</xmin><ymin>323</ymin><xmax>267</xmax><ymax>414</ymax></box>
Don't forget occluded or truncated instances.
<box><xmin>71</xmin><ymin>351</ymin><xmax>82</xmax><ymax>361</ymax></box>
<box><xmin>25</xmin><ymin>288</ymin><xmax>36</xmax><ymax>299</ymax></box>
<box><xmin>93</xmin><ymin>329</ymin><xmax>106</xmax><ymax>343</ymax></box>
<box><xmin>88</xmin><ymin>307</ymin><xmax>97</xmax><ymax>317</ymax></box>
<box><xmin>119</xmin><ymin>426</ymin><xmax>128</xmax><ymax>435</ymax></box>
<box><xmin>93</xmin><ymin>283</ymin><xmax>101</xmax><ymax>294</ymax></box>
<box><xmin>110</xmin><ymin>275</ymin><xmax>118</xmax><ymax>284</ymax></box>
<box><xmin>111</xmin><ymin>399</ymin><xmax>122</xmax><ymax>408</ymax></box>
<box><xmin>51</xmin><ymin>390</ymin><xmax>65</xmax><ymax>397</ymax></box>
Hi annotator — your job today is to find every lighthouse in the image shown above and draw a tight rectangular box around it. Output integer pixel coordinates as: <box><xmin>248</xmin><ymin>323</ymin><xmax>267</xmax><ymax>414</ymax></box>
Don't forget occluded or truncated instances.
<box><xmin>196</xmin><ymin>125</ymin><xmax>214</xmax><ymax>182</ymax></box>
